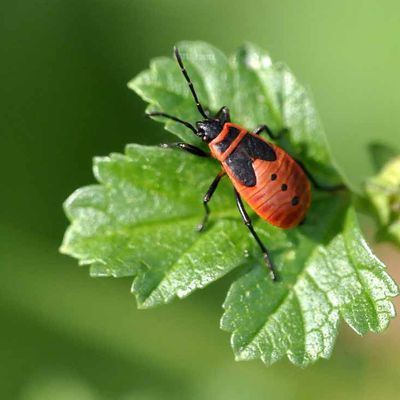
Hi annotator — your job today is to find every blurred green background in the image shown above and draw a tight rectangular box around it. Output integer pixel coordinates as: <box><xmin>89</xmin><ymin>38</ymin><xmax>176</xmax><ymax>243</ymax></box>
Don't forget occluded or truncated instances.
<box><xmin>1</xmin><ymin>0</ymin><xmax>399</xmax><ymax>399</ymax></box>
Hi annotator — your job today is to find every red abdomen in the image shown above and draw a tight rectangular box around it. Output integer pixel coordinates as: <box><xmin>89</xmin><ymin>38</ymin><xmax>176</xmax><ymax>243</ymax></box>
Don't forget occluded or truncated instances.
<box><xmin>209</xmin><ymin>123</ymin><xmax>312</xmax><ymax>229</ymax></box>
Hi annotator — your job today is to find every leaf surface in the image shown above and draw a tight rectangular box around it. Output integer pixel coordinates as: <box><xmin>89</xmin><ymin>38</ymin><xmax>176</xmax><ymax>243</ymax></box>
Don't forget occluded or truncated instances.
<box><xmin>62</xmin><ymin>41</ymin><xmax>398</xmax><ymax>366</ymax></box>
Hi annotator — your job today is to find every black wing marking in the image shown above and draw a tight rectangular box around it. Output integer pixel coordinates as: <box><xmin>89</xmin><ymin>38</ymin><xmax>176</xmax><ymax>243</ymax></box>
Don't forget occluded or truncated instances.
<box><xmin>226</xmin><ymin>145</ymin><xmax>256</xmax><ymax>186</ymax></box>
<box><xmin>242</xmin><ymin>134</ymin><xmax>277</xmax><ymax>161</ymax></box>
<box><xmin>215</xmin><ymin>126</ymin><xmax>240</xmax><ymax>152</ymax></box>
<box><xmin>226</xmin><ymin>134</ymin><xmax>276</xmax><ymax>187</ymax></box>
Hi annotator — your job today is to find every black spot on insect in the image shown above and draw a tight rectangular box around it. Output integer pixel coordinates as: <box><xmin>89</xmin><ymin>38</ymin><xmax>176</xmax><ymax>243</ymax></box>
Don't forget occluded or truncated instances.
<box><xmin>271</xmin><ymin>173</ymin><xmax>277</xmax><ymax>181</ymax></box>
<box><xmin>291</xmin><ymin>196</ymin><xmax>300</xmax><ymax>206</ymax></box>
<box><xmin>281</xmin><ymin>184</ymin><xmax>288</xmax><ymax>191</ymax></box>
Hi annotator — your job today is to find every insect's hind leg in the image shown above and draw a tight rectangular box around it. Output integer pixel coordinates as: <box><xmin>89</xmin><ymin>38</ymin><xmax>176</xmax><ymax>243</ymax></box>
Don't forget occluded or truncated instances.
<box><xmin>197</xmin><ymin>171</ymin><xmax>226</xmax><ymax>232</ymax></box>
<box><xmin>234</xmin><ymin>189</ymin><xmax>278</xmax><ymax>281</ymax></box>
<box><xmin>295</xmin><ymin>159</ymin><xmax>346</xmax><ymax>191</ymax></box>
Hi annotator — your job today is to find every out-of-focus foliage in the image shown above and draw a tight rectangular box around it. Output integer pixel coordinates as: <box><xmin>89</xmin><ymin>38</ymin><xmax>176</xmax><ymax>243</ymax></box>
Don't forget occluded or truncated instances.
<box><xmin>365</xmin><ymin>143</ymin><xmax>400</xmax><ymax>246</ymax></box>
<box><xmin>61</xmin><ymin>42</ymin><xmax>398</xmax><ymax>367</ymax></box>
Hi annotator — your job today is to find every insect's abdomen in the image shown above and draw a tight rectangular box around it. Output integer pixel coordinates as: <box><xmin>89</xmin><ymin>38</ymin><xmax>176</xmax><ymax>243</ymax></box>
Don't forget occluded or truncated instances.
<box><xmin>236</xmin><ymin>147</ymin><xmax>311</xmax><ymax>228</ymax></box>
<box><xmin>210</xmin><ymin>124</ymin><xmax>311</xmax><ymax>229</ymax></box>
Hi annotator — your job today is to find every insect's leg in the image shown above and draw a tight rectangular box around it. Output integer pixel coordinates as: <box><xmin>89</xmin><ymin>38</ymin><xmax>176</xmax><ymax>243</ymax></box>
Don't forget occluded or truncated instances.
<box><xmin>198</xmin><ymin>171</ymin><xmax>226</xmax><ymax>232</ymax></box>
<box><xmin>160</xmin><ymin>142</ymin><xmax>210</xmax><ymax>157</ymax></box>
<box><xmin>213</xmin><ymin>106</ymin><xmax>231</xmax><ymax>123</ymax></box>
<box><xmin>234</xmin><ymin>189</ymin><xmax>278</xmax><ymax>281</ymax></box>
<box><xmin>252</xmin><ymin>124</ymin><xmax>288</xmax><ymax>140</ymax></box>
<box><xmin>146</xmin><ymin>111</ymin><xmax>197</xmax><ymax>134</ymax></box>
<box><xmin>295</xmin><ymin>159</ymin><xmax>346</xmax><ymax>192</ymax></box>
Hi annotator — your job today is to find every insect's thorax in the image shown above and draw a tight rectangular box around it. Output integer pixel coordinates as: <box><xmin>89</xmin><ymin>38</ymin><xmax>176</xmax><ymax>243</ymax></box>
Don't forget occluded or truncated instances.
<box><xmin>208</xmin><ymin>123</ymin><xmax>247</xmax><ymax>161</ymax></box>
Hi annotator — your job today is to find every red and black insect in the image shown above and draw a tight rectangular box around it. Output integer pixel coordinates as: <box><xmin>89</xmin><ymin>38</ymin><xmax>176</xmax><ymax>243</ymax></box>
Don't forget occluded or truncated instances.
<box><xmin>147</xmin><ymin>47</ymin><xmax>344</xmax><ymax>281</ymax></box>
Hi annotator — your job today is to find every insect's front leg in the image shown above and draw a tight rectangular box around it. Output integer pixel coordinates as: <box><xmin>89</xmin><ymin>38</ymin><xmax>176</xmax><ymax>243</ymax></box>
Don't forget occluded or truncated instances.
<box><xmin>160</xmin><ymin>142</ymin><xmax>210</xmax><ymax>157</ymax></box>
<box><xmin>234</xmin><ymin>189</ymin><xmax>278</xmax><ymax>281</ymax></box>
<box><xmin>197</xmin><ymin>170</ymin><xmax>226</xmax><ymax>232</ymax></box>
<box><xmin>252</xmin><ymin>124</ymin><xmax>288</xmax><ymax>140</ymax></box>
<box><xmin>213</xmin><ymin>106</ymin><xmax>231</xmax><ymax>123</ymax></box>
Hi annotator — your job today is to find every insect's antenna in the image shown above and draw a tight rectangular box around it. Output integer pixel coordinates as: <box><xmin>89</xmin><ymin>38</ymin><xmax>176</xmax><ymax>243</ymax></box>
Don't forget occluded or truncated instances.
<box><xmin>174</xmin><ymin>46</ymin><xmax>208</xmax><ymax>119</ymax></box>
<box><xmin>146</xmin><ymin>111</ymin><xmax>198</xmax><ymax>134</ymax></box>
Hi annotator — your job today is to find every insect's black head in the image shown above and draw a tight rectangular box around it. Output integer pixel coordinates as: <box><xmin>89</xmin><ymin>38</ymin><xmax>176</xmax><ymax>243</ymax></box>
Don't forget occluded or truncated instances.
<box><xmin>196</xmin><ymin>119</ymin><xmax>224</xmax><ymax>142</ymax></box>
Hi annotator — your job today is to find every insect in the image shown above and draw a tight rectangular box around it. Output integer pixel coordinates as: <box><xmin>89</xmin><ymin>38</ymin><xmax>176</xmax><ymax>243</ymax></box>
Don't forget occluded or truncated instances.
<box><xmin>147</xmin><ymin>47</ymin><xmax>344</xmax><ymax>281</ymax></box>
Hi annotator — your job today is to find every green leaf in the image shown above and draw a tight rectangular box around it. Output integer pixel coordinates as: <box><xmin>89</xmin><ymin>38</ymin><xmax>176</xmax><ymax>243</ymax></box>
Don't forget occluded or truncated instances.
<box><xmin>61</xmin><ymin>41</ymin><xmax>398</xmax><ymax>367</ymax></box>
<box><xmin>365</xmin><ymin>153</ymin><xmax>400</xmax><ymax>246</ymax></box>
<box><xmin>61</xmin><ymin>145</ymin><xmax>247</xmax><ymax>308</ymax></box>
<box><xmin>221</xmin><ymin>207</ymin><xmax>398</xmax><ymax>366</ymax></box>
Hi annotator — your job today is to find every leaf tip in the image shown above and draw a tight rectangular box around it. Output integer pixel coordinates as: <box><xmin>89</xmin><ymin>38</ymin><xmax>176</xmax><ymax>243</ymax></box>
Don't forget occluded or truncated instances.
<box><xmin>58</xmin><ymin>243</ymin><xmax>68</xmax><ymax>255</ymax></box>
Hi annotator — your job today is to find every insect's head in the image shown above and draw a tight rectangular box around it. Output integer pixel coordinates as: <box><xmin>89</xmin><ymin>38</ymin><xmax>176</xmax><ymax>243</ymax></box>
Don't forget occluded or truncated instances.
<box><xmin>195</xmin><ymin>119</ymin><xmax>223</xmax><ymax>142</ymax></box>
